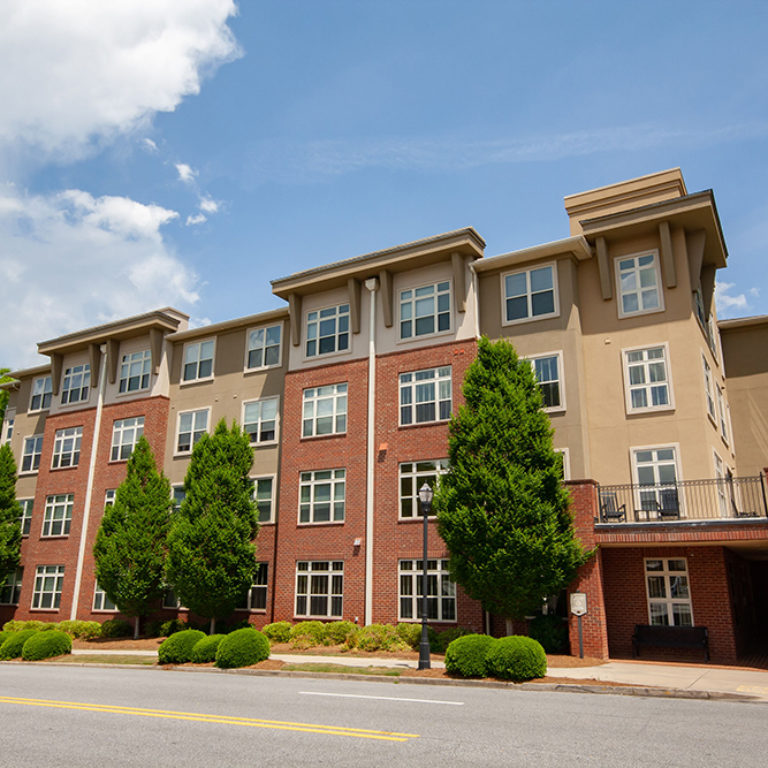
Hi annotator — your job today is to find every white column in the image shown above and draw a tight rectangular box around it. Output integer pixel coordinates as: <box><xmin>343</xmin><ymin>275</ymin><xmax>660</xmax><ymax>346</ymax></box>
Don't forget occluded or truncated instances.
<box><xmin>364</xmin><ymin>277</ymin><xmax>379</xmax><ymax>627</ymax></box>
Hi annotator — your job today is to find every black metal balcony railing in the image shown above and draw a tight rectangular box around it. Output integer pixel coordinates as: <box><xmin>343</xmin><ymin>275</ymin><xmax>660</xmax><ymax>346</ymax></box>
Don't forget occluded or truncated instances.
<box><xmin>596</xmin><ymin>476</ymin><xmax>768</xmax><ymax>524</ymax></box>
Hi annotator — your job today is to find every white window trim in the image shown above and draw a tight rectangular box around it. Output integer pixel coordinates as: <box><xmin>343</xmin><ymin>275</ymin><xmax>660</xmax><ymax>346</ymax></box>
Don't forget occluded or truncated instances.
<box><xmin>301</xmin><ymin>382</ymin><xmax>348</xmax><ymax>439</ymax></box>
<box><xmin>51</xmin><ymin>426</ymin><xmax>82</xmax><ymax>470</ymax></box>
<box><xmin>42</xmin><ymin>493</ymin><xmax>74</xmax><ymax>538</ymax></box>
<box><xmin>398</xmin><ymin>558</ymin><xmax>457</xmax><ymax>623</ymax></box>
<box><xmin>525</xmin><ymin>350</ymin><xmax>566</xmax><ymax>413</ymax></box>
<box><xmin>398</xmin><ymin>460</ymin><xmax>449</xmax><ymax>520</ymax></box>
<box><xmin>19</xmin><ymin>434</ymin><xmax>44</xmax><ymax>475</ymax></box>
<box><xmin>242</xmin><ymin>397</ymin><xmax>280</xmax><ymax>446</ymax></box>
<box><xmin>615</xmin><ymin>250</ymin><xmax>665</xmax><ymax>319</ymax></box>
<box><xmin>2</xmin><ymin>408</ymin><xmax>15</xmax><ymax>445</ymax></box>
<box><xmin>60</xmin><ymin>363</ymin><xmax>91</xmax><ymax>407</ymax></box>
<box><xmin>0</xmin><ymin>567</ymin><xmax>23</xmax><ymax>605</ymax></box>
<box><xmin>304</xmin><ymin>303</ymin><xmax>351</xmax><ymax>361</ymax></box>
<box><xmin>29</xmin><ymin>375</ymin><xmax>53</xmax><ymax>413</ymax></box>
<box><xmin>174</xmin><ymin>407</ymin><xmax>211</xmax><ymax>456</ymax></box>
<box><xmin>244</xmin><ymin>321</ymin><xmax>284</xmax><ymax>372</ymax></box>
<box><xmin>104</xmin><ymin>489</ymin><xmax>116</xmax><ymax>507</ymax></box>
<box><xmin>92</xmin><ymin>582</ymin><xmax>117</xmax><ymax>613</ymax></box>
<box><xmin>251</xmin><ymin>475</ymin><xmax>276</xmax><ymax>525</ymax></box>
<box><xmin>715</xmin><ymin>384</ymin><xmax>729</xmax><ymax>445</ymax></box>
<box><xmin>31</xmin><ymin>565</ymin><xmax>65</xmax><ymax>611</ymax></box>
<box><xmin>555</xmin><ymin>447</ymin><xmax>571</xmax><ymax>481</ymax></box>
<box><xmin>398</xmin><ymin>366</ymin><xmax>452</xmax><ymax>427</ymax></box>
<box><xmin>501</xmin><ymin>262</ymin><xmax>560</xmax><ymax>327</ymax></box>
<box><xmin>110</xmin><ymin>416</ymin><xmax>145</xmax><ymax>462</ymax></box>
<box><xmin>294</xmin><ymin>560</ymin><xmax>344</xmax><ymax>619</ymax></box>
<box><xmin>630</xmin><ymin>443</ymin><xmax>683</xmax><ymax>516</ymax></box>
<box><xmin>117</xmin><ymin>349</ymin><xmax>152</xmax><ymax>395</ymax></box>
<box><xmin>235</xmin><ymin>563</ymin><xmax>269</xmax><ymax>612</ymax></box>
<box><xmin>18</xmin><ymin>498</ymin><xmax>33</xmax><ymax>537</ymax></box>
<box><xmin>180</xmin><ymin>338</ymin><xmax>216</xmax><ymax>385</ymax></box>
<box><xmin>397</xmin><ymin>279</ymin><xmax>453</xmax><ymax>343</ymax></box>
<box><xmin>298</xmin><ymin>468</ymin><xmax>346</xmax><ymax>525</ymax></box>
<box><xmin>621</xmin><ymin>342</ymin><xmax>675</xmax><ymax>415</ymax></box>
<box><xmin>644</xmin><ymin>557</ymin><xmax>694</xmax><ymax>627</ymax></box>
<box><xmin>702</xmin><ymin>352</ymin><xmax>717</xmax><ymax>425</ymax></box>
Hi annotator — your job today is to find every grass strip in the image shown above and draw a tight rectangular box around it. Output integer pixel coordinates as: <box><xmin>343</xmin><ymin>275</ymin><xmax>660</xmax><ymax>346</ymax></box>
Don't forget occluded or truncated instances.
<box><xmin>282</xmin><ymin>663</ymin><xmax>401</xmax><ymax>676</ymax></box>
<box><xmin>44</xmin><ymin>655</ymin><xmax>156</xmax><ymax>665</ymax></box>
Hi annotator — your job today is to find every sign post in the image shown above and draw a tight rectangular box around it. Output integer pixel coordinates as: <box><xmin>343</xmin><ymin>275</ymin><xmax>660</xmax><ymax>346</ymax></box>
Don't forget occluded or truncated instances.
<box><xmin>570</xmin><ymin>592</ymin><xmax>587</xmax><ymax>659</ymax></box>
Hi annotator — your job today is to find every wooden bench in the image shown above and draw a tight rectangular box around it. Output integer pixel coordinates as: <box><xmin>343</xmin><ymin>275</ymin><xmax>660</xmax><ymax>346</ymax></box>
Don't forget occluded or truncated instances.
<box><xmin>631</xmin><ymin>624</ymin><xmax>709</xmax><ymax>661</ymax></box>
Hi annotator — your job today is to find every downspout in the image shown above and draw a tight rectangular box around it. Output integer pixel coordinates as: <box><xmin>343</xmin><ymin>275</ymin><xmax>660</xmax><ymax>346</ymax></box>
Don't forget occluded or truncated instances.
<box><xmin>70</xmin><ymin>344</ymin><xmax>108</xmax><ymax>620</ymax></box>
<box><xmin>364</xmin><ymin>277</ymin><xmax>379</xmax><ymax>627</ymax></box>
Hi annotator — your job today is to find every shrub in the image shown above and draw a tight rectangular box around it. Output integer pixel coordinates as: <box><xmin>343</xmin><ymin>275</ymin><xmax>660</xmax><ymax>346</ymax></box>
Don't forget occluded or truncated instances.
<box><xmin>289</xmin><ymin>620</ymin><xmax>326</xmax><ymax>648</ymax></box>
<box><xmin>3</xmin><ymin>620</ymin><xmax>49</xmax><ymax>632</ymax></box>
<box><xmin>528</xmin><ymin>614</ymin><xmax>569</xmax><ymax>654</ymax></box>
<box><xmin>100</xmin><ymin>618</ymin><xmax>132</xmax><ymax>638</ymax></box>
<box><xmin>160</xmin><ymin>618</ymin><xmax>188</xmax><ymax>637</ymax></box>
<box><xmin>58</xmin><ymin>620</ymin><xmax>102</xmax><ymax>640</ymax></box>
<box><xmin>433</xmin><ymin>626</ymin><xmax>472</xmax><ymax>654</ymax></box>
<box><xmin>21</xmin><ymin>630</ymin><xmax>72</xmax><ymax>661</ymax></box>
<box><xmin>444</xmin><ymin>634</ymin><xmax>497</xmax><ymax>678</ymax></box>
<box><xmin>191</xmin><ymin>634</ymin><xmax>226</xmax><ymax>663</ymax></box>
<box><xmin>484</xmin><ymin>636</ymin><xmax>547</xmax><ymax>681</ymax></box>
<box><xmin>144</xmin><ymin>620</ymin><xmax>163</xmax><ymax>638</ymax></box>
<box><xmin>0</xmin><ymin>629</ymin><xmax>38</xmax><ymax>659</ymax></box>
<box><xmin>396</xmin><ymin>623</ymin><xmax>422</xmax><ymax>649</ymax></box>
<box><xmin>215</xmin><ymin>628</ymin><xmax>270</xmax><ymax>669</ymax></box>
<box><xmin>349</xmin><ymin>624</ymin><xmax>409</xmax><ymax>652</ymax></box>
<box><xmin>323</xmin><ymin>621</ymin><xmax>357</xmax><ymax>646</ymax></box>
<box><xmin>0</xmin><ymin>630</ymin><xmax>9</xmax><ymax>647</ymax></box>
<box><xmin>158</xmin><ymin>629</ymin><xmax>206</xmax><ymax>664</ymax></box>
<box><xmin>263</xmin><ymin>621</ymin><xmax>292</xmax><ymax>643</ymax></box>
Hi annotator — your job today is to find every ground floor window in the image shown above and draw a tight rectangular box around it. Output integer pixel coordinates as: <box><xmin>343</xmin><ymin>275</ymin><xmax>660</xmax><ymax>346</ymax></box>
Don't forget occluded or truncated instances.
<box><xmin>399</xmin><ymin>559</ymin><xmax>456</xmax><ymax>622</ymax></box>
<box><xmin>645</xmin><ymin>558</ymin><xmax>693</xmax><ymax>626</ymax></box>
<box><xmin>237</xmin><ymin>563</ymin><xmax>268</xmax><ymax>611</ymax></box>
<box><xmin>32</xmin><ymin>565</ymin><xmax>64</xmax><ymax>610</ymax></box>
<box><xmin>93</xmin><ymin>582</ymin><xmax>117</xmax><ymax>612</ymax></box>
<box><xmin>0</xmin><ymin>568</ymin><xmax>23</xmax><ymax>605</ymax></box>
<box><xmin>295</xmin><ymin>561</ymin><xmax>343</xmax><ymax>618</ymax></box>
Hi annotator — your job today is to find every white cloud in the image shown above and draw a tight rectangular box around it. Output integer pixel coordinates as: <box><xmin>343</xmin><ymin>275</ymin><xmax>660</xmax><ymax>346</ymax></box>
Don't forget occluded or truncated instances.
<box><xmin>186</xmin><ymin>213</ymin><xmax>207</xmax><ymax>226</ymax></box>
<box><xmin>715</xmin><ymin>281</ymin><xmax>749</xmax><ymax>317</ymax></box>
<box><xmin>143</xmin><ymin>138</ymin><xmax>158</xmax><ymax>152</ymax></box>
<box><xmin>199</xmin><ymin>197</ymin><xmax>219</xmax><ymax>214</ymax></box>
<box><xmin>176</xmin><ymin>163</ymin><xmax>198</xmax><ymax>184</ymax></box>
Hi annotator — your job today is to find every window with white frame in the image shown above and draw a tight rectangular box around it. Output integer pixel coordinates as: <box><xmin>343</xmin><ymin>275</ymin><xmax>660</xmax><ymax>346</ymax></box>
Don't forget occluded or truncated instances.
<box><xmin>399</xmin><ymin>366</ymin><xmax>451</xmax><ymax>426</ymax></box>
<box><xmin>61</xmin><ymin>364</ymin><xmax>91</xmax><ymax>404</ymax></box>
<box><xmin>399</xmin><ymin>460</ymin><xmax>449</xmax><ymax>519</ymax></box>
<box><xmin>176</xmin><ymin>409</ymin><xmax>208</xmax><ymax>453</ymax></box>
<box><xmin>18</xmin><ymin>498</ymin><xmax>33</xmax><ymax>536</ymax></box>
<box><xmin>0</xmin><ymin>568</ymin><xmax>22</xmax><ymax>605</ymax></box>
<box><xmin>632</xmin><ymin>447</ymin><xmax>679</xmax><ymax>511</ymax></box>
<box><xmin>21</xmin><ymin>435</ymin><xmax>44</xmax><ymax>473</ymax></box>
<box><xmin>2</xmin><ymin>410</ymin><xmax>14</xmax><ymax>444</ymax></box>
<box><xmin>624</xmin><ymin>345</ymin><xmax>671</xmax><ymax>412</ymax></box>
<box><xmin>93</xmin><ymin>582</ymin><xmax>117</xmax><ymax>611</ymax></box>
<box><xmin>616</xmin><ymin>253</ymin><xmax>662</xmax><ymax>316</ymax></box>
<box><xmin>702</xmin><ymin>355</ymin><xmax>716</xmax><ymax>420</ymax></box>
<box><xmin>42</xmin><ymin>494</ymin><xmax>74</xmax><ymax>537</ymax></box>
<box><xmin>399</xmin><ymin>559</ymin><xmax>456</xmax><ymax>622</ymax></box>
<box><xmin>503</xmin><ymin>264</ymin><xmax>557</xmax><ymax>324</ymax></box>
<box><xmin>29</xmin><ymin>376</ymin><xmax>52</xmax><ymax>411</ymax></box>
<box><xmin>32</xmin><ymin>565</ymin><xmax>65</xmax><ymax>609</ymax></box>
<box><xmin>119</xmin><ymin>350</ymin><xmax>151</xmax><ymax>393</ymax></box>
<box><xmin>104</xmin><ymin>489</ymin><xmax>116</xmax><ymax>507</ymax></box>
<box><xmin>243</xmin><ymin>398</ymin><xmax>278</xmax><ymax>444</ymax></box>
<box><xmin>714</xmin><ymin>452</ymin><xmax>728</xmax><ymax>518</ymax></box>
<box><xmin>246</xmin><ymin>324</ymin><xmax>282</xmax><ymax>370</ymax></box>
<box><xmin>171</xmin><ymin>485</ymin><xmax>185</xmax><ymax>513</ymax></box>
<box><xmin>716</xmin><ymin>385</ymin><xmax>729</xmax><ymax>442</ymax></box>
<box><xmin>51</xmin><ymin>426</ymin><xmax>82</xmax><ymax>469</ymax></box>
<box><xmin>299</xmin><ymin>469</ymin><xmax>345</xmax><ymax>523</ymax></box>
<box><xmin>554</xmin><ymin>448</ymin><xmax>571</xmax><ymax>481</ymax></box>
<box><xmin>237</xmin><ymin>563</ymin><xmax>268</xmax><ymax>611</ymax></box>
<box><xmin>295</xmin><ymin>561</ymin><xmax>343</xmax><ymax>618</ymax></box>
<box><xmin>400</xmin><ymin>281</ymin><xmax>451</xmax><ymax>339</ymax></box>
<box><xmin>302</xmin><ymin>383</ymin><xmax>347</xmax><ymax>437</ymax></box>
<box><xmin>251</xmin><ymin>477</ymin><xmax>274</xmax><ymax>524</ymax></box>
<box><xmin>182</xmin><ymin>340</ymin><xmax>214</xmax><ymax>382</ymax></box>
<box><xmin>529</xmin><ymin>353</ymin><xmax>564</xmax><ymax>410</ymax></box>
<box><xmin>306</xmin><ymin>304</ymin><xmax>349</xmax><ymax>357</ymax></box>
<box><xmin>645</xmin><ymin>558</ymin><xmax>693</xmax><ymax>626</ymax></box>
<box><xmin>110</xmin><ymin>416</ymin><xmax>144</xmax><ymax>461</ymax></box>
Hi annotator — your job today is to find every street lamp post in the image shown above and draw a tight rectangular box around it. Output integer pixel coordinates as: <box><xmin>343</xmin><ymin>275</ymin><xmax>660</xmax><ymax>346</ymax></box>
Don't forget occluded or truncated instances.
<box><xmin>418</xmin><ymin>482</ymin><xmax>434</xmax><ymax>670</ymax></box>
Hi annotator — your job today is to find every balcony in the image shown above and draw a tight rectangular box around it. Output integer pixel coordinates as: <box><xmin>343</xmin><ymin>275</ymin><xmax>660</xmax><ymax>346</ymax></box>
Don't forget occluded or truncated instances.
<box><xmin>596</xmin><ymin>476</ymin><xmax>768</xmax><ymax>525</ymax></box>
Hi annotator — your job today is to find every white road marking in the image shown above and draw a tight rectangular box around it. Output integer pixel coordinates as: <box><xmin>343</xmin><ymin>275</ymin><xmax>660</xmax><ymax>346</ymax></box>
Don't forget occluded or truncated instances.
<box><xmin>299</xmin><ymin>691</ymin><xmax>463</xmax><ymax>705</ymax></box>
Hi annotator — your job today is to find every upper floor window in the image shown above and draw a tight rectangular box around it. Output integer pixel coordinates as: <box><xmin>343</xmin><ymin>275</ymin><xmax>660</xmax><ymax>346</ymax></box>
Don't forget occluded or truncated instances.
<box><xmin>400</xmin><ymin>281</ymin><xmax>451</xmax><ymax>339</ymax></box>
<box><xmin>632</xmin><ymin>446</ymin><xmax>680</xmax><ymax>514</ymax></box>
<box><xmin>645</xmin><ymin>558</ymin><xmax>692</xmax><ymax>626</ymax></box>
<box><xmin>503</xmin><ymin>265</ymin><xmax>557</xmax><ymax>324</ymax></box>
<box><xmin>251</xmin><ymin>477</ymin><xmax>275</xmax><ymax>524</ymax></box>
<box><xmin>18</xmin><ymin>499</ymin><xmax>33</xmax><ymax>536</ymax></box>
<box><xmin>110</xmin><ymin>416</ymin><xmax>145</xmax><ymax>461</ymax></box>
<box><xmin>61</xmin><ymin>364</ymin><xmax>90</xmax><ymax>404</ymax></box>
<box><xmin>171</xmin><ymin>485</ymin><xmax>185</xmax><ymax>513</ymax></box>
<box><xmin>1</xmin><ymin>411</ymin><xmax>13</xmax><ymax>444</ymax></box>
<box><xmin>176</xmin><ymin>408</ymin><xmax>208</xmax><ymax>454</ymax></box>
<box><xmin>306</xmin><ymin>304</ymin><xmax>349</xmax><ymax>358</ymax></box>
<box><xmin>105</xmin><ymin>489</ymin><xmax>116</xmax><ymax>507</ymax></box>
<box><xmin>528</xmin><ymin>353</ymin><xmax>564</xmax><ymax>411</ymax></box>
<box><xmin>182</xmin><ymin>340</ymin><xmax>214</xmax><ymax>382</ymax></box>
<box><xmin>399</xmin><ymin>366</ymin><xmax>451</xmax><ymax>426</ymax></box>
<box><xmin>716</xmin><ymin>385</ymin><xmax>729</xmax><ymax>443</ymax></box>
<box><xmin>119</xmin><ymin>350</ymin><xmax>151</xmax><ymax>393</ymax></box>
<box><xmin>246</xmin><ymin>324</ymin><xmax>282</xmax><ymax>370</ymax></box>
<box><xmin>399</xmin><ymin>460</ymin><xmax>449</xmax><ymax>519</ymax></box>
<box><xmin>302</xmin><ymin>383</ymin><xmax>347</xmax><ymax>437</ymax></box>
<box><xmin>52</xmin><ymin>426</ymin><xmax>82</xmax><ymax>469</ymax></box>
<box><xmin>299</xmin><ymin>469</ymin><xmax>345</xmax><ymax>524</ymax></box>
<box><xmin>616</xmin><ymin>252</ymin><xmax>663</xmax><ymax>317</ymax></box>
<box><xmin>30</xmin><ymin>376</ymin><xmax>52</xmax><ymax>411</ymax></box>
<box><xmin>623</xmin><ymin>345</ymin><xmax>671</xmax><ymax>413</ymax></box>
<box><xmin>702</xmin><ymin>355</ymin><xmax>716</xmax><ymax>421</ymax></box>
<box><xmin>243</xmin><ymin>398</ymin><xmax>279</xmax><ymax>444</ymax></box>
<box><xmin>43</xmin><ymin>493</ymin><xmax>74</xmax><ymax>537</ymax></box>
<box><xmin>21</xmin><ymin>435</ymin><xmax>44</xmax><ymax>473</ymax></box>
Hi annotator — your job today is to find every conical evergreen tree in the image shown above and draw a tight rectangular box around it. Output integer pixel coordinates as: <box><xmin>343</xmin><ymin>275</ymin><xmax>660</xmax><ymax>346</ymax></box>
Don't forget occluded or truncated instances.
<box><xmin>435</xmin><ymin>336</ymin><xmax>590</xmax><ymax>625</ymax></box>
<box><xmin>166</xmin><ymin>420</ymin><xmax>258</xmax><ymax>632</ymax></box>
<box><xmin>93</xmin><ymin>436</ymin><xmax>171</xmax><ymax>638</ymax></box>
<box><xmin>0</xmin><ymin>443</ymin><xmax>22</xmax><ymax>582</ymax></box>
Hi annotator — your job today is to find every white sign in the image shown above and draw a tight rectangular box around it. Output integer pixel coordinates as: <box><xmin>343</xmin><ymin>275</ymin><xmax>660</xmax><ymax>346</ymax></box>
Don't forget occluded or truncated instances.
<box><xmin>570</xmin><ymin>592</ymin><xmax>587</xmax><ymax>616</ymax></box>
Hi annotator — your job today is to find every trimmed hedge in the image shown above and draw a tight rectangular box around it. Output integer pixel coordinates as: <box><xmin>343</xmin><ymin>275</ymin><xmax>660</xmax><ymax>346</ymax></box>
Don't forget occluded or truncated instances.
<box><xmin>3</xmin><ymin>620</ymin><xmax>49</xmax><ymax>632</ymax></box>
<box><xmin>191</xmin><ymin>634</ymin><xmax>225</xmax><ymax>663</ymax></box>
<box><xmin>100</xmin><ymin>618</ymin><xmax>132</xmax><ymax>638</ymax></box>
<box><xmin>0</xmin><ymin>629</ymin><xmax>39</xmax><ymax>659</ymax></box>
<box><xmin>215</xmin><ymin>628</ymin><xmax>270</xmax><ymax>669</ymax></box>
<box><xmin>263</xmin><ymin>621</ymin><xmax>292</xmax><ymax>643</ymax></box>
<box><xmin>158</xmin><ymin>629</ymin><xmax>206</xmax><ymax>664</ymax></box>
<box><xmin>445</xmin><ymin>634</ymin><xmax>497</xmax><ymax>678</ymax></box>
<box><xmin>485</xmin><ymin>636</ymin><xmax>547</xmax><ymax>681</ymax></box>
<box><xmin>57</xmin><ymin>620</ymin><xmax>102</xmax><ymax>640</ymax></box>
<box><xmin>323</xmin><ymin>621</ymin><xmax>357</xmax><ymax>646</ymax></box>
<box><xmin>289</xmin><ymin>621</ymin><xmax>326</xmax><ymax>648</ymax></box>
<box><xmin>21</xmin><ymin>630</ymin><xmax>72</xmax><ymax>661</ymax></box>
<box><xmin>348</xmin><ymin>623</ymin><xmax>409</xmax><ymax>652</ymax></box>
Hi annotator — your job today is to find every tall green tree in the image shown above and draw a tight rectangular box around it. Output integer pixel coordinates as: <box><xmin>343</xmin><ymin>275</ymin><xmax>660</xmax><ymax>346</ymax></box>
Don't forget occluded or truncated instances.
<box><xmin>93</xmin><ymin>436</ymin><xmax>171</xmax><ymax>638</ymax></box>
<box><xmin>435</xmin><ymin>337</ymin><xmax>590</xmax><ymax>632</ymax></box>
<box><xmin>166</xmin><ymin>420</ymin><xmax>258</xmax><ymax>633</ymax></box>
<box><xmin>0</xmin><ymin>443</ymin><xmax>22</xmax><ymax>584</ymax></box>
<box><xmin>0</xmin><ymin>368</ymin><xmax>12</xmax><ymax>425</ymax></box>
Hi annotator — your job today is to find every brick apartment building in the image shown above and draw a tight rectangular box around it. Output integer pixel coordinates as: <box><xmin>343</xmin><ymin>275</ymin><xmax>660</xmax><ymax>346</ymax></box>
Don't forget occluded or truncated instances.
<box><xmin>2</xmin><ymin>168</ymin><xmax>767</xmax><ymax>664</ymax></box>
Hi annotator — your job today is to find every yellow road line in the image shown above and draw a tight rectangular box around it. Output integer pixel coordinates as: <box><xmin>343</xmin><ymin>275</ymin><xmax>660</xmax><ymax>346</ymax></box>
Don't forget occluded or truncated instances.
<box><xmin>0</xmin><ymin>696</ymin><xmax>419</xmax><ymax>742</ymax></box>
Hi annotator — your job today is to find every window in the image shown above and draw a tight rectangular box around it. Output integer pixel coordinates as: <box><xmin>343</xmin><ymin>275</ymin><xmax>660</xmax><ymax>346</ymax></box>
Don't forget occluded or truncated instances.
<box><xmin>21</xmin><ymin>435</ymin><xmax>44</xmax><ymax>473</ymax></box>
<box><xmin>714</xmin><ymin>452</ymin><xmax>728</xmax><ymax>518</ymax></box>
<box><xmin>645</xmin><ymin>558</ymin><xmax>692</xmax><ymax>626</ymax></box>
<box><xmin>119</xmin><ymin>350</ymin><xmax>151</xmax><ymax>393</ymax></box>
<box><xmin>632</xmin><ymin>446</ymin><xmax>679</xmax><ymax>511</ymax></box>
<box><xmin>2</xmin><ymin>411</ymin><xmax>13</xmax><ymax>444</ymax></box>
<box><xmin>93</xmin><ymin>583</ymin><xmax>117</xmax><ymax>612</ymax></box>
<box><xmin>243</xmin><ymin>398</ymin><xmax>279</xmax><ymax>444</ymax></box>
<box><xmin>399</xmin><ymin>559</ymin><xmax>456</xmax><ymax>622</ymax></box>
<box><xmin>299</xmin><ymin>469</ymin><xmax>345</xmax><ymax>524</ymax></box>
<box><xmin>716</xmin><ymin>385</ymin><xmax>729</xmax><ymax>442</ymax></box>
<box><xmin>171</xmin><ymin>485</ymin><xmax>185</xmax><ymax>513</ymax></box>
<box><xmin>246</xmin><ymin>324</ymin><xmax>282</xmax><ymax>370</ymax></box>
<box><xmin>399</xmin><ymin>460</ymin><xmax>449</xmax><ymax>519</ymax></box>
<box><xmin>237</xmin><ymin>563</ymin><xmax>268</xmax><ymax>611</ymax></box>
<box><xmin>182</xmin><ymin>340</ymin><xmax>214</xmax><ymax>382</ymax></box>
<box><xmin>529</xmin><ymin>353</ymin><xmax>564</xmax><ymax>410</ymax></box>
<box><xmin>110</xmin><ymin>416</ymin><xmax>144</xmax><ymax>461</ymax></box>
<box><xmin>302</xmin><ymin>383</ymin><xmax>347</xmax><ymax>437</ymax></box>
<box><xmin>61</xmin><ymin>364</ymin><xmax>90</xmax><ymax>404</ymax></box>
<box><xmin>555</xmin><ymin>448</ymin><xmax>571</xmax><ymax>481</ymax></box>
<box><xmin>623</xmin><ymin>345</ymin><xmax>671</xmax><ymax>412</ymax></box>
<box><xmin>503</xmin><ymin>265</ymin><xmax>557</xmax><ymax>324</ymax></box>
<box><xmin>105</xmin><ymin>489</ymin><xmax>116</xmax><ymax>507</ymax></box>
<box><xmin>0</xmin><ymin>568</ymin><xmax>22</xmax><ymax>605</ymax></box>
<box><xmin>295</xmin><ymin>561</ymin><xmax>343</xmax><ymax>618</ymax></box>
<box><xmin>399</xmin><ymin>366</ymin><xmax>452</xmax><ymax>426</ymax></box>
<box><xmin>51</xmin><ymin>426</ymin><xmax>82</xmax><ymax>469</ymax></box>
<box><xmin>306</xmin><ymin>304</ymin><xmax>349</xmax><ymax>357</ymax></box>
<box><xmin>400</xmin><ymin>281</ymin><xmax>451</xmax><ymax>339</ymax></box>
<box><xmin>616</xmin><ymin>252</ymin><xmax>662</xmax><ymax>316</ymax></box>
<box><xmin>251</xmin><ymin>477</ymin><xmax>274</xmax><ymax>524</ymax></box>
<box><xmin>30</xmin><ymin>376</ymin><xmax>52</xmax><ymax>411</ymax></box>
<box><xmin>32</xmin><ymin>565</ymin><xmax>65</xmax><ymax>610</ymax></box>
<box><xmin>702</xmin><ymin>355</ymin><xmax>716</xmax><ymax>420</ymax></box>
<box><xmin>18</xmin><ymin>498</ymin><xmax>33</xmax><ymax>536</ymax></box>
<box><xmin>176</xmin><ymin>409</ymin><xmax>208</xmax><ymax>453</ymax></box>
<box><xmin>42</xmin><ymin>494</ymin><xmax>74</xmax><ymax>537</ymax></box>
<box><xmin>162</xmin><ymin>587</ymin><xmax>181</xmax><ymax>609</ymax></box>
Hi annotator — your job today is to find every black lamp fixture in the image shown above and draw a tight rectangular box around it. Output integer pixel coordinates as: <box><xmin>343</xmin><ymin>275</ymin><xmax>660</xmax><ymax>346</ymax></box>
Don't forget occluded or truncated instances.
<box><xmin>418</xmin><ymin>482</ymin><xmax>434</xmax><ymax>670</ymax></box>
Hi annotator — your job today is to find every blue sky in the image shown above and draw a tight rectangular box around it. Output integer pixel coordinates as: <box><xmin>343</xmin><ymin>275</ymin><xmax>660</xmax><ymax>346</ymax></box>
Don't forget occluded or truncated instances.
<box><xmin>2</xmin><ymin>1</ymin><xmax>767</xmax><ymax>367</ymax></box>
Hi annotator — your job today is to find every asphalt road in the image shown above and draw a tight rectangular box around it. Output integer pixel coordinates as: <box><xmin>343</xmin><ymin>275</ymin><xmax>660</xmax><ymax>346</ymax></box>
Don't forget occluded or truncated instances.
<box><xmin>1</xmin><ymin>665</ymin><xmax>767</xmax><ymax>767</ymax></box>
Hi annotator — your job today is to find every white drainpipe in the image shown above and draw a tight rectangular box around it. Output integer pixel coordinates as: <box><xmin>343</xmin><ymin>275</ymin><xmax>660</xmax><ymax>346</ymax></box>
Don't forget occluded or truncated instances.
<box><xmin>364</xmin><ymin>277</ymin><xmax>379</xmax><ymax>627</ymax></box>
